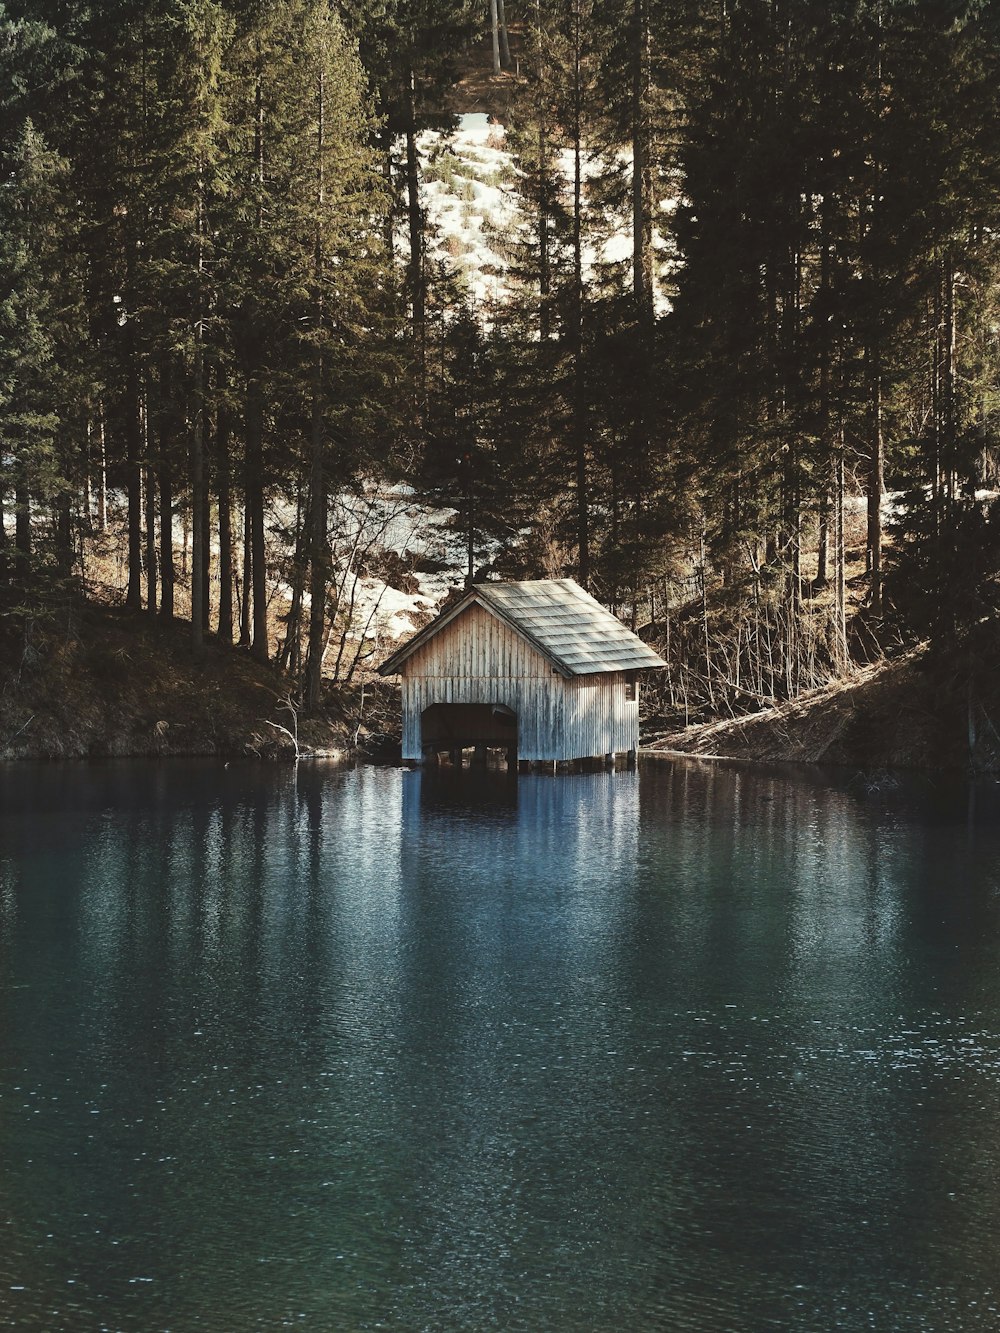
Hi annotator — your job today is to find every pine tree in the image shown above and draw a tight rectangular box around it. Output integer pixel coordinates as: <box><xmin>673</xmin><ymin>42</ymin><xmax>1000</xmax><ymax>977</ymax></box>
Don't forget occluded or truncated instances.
<box><xmin>343</xmin><ymin>0</ymin><xmax>478</xmax><ymax>407</ymax></box>
<box><xmin>0</xmin><ymin>122</ymin><xmax>64</xmax><ymax>593</ymax></box>
<box><xmin>221</xmin><ymin>0</ymin><xmax>393</xmax><ymax>691</ymax></box>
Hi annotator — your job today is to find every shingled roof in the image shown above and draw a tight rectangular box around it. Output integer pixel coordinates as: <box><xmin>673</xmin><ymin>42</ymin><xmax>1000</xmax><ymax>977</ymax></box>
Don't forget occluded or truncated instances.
<box><xmin>379</xmin><ymin>578</ymin><xmax>666</xmax><ymax>678</ymax></box>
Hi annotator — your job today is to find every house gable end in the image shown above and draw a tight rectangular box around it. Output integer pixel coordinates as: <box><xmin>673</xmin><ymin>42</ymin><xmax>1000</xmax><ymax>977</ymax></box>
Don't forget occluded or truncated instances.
<box><xmin>404</xmin><ymin>602</ymin><xmax>557</xmax><ymax>680</ymax></box>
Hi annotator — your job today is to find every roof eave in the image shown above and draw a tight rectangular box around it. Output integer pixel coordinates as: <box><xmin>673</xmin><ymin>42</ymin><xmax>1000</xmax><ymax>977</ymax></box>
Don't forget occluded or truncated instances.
<box><xmin>566</xmin><ymin>658</ymin><xmax>667</xmax><ymax>675</ymax></box>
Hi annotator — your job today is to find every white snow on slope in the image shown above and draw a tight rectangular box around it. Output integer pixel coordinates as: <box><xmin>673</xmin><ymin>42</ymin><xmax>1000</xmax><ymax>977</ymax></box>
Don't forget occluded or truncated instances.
<box><xmin>414</xmin><ymin>113</ymin><xmax>674</xmax><ymax>313</ymax></box>
<box><xmin>417</xmin><ymin>113</ymin><xmax>521</xmax><ymax>307</ymax></box>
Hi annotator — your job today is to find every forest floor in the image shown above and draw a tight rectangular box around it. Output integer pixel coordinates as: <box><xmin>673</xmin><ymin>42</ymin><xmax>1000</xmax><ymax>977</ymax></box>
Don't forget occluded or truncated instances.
<box><xmin>0</xmin><ymin>600</ymin><xmax>401</xmax><ymax>764</ymax></box>
<box><xmin>644</xmin><ymin>645</ymin><xmax>1000</xmax><ymax>774</ymax></box>
<box><xmin>443</xmin><ymin>27</ymin><xmax>527</xmax><ymax>120</ymax></box>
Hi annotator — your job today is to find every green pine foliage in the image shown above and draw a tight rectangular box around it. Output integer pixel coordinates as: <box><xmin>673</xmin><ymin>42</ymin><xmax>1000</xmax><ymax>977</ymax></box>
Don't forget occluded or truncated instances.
<box><xmin>3</xmin><ymin>0</ymin><xmax>1000</xmax><ymax>726</ymax></box>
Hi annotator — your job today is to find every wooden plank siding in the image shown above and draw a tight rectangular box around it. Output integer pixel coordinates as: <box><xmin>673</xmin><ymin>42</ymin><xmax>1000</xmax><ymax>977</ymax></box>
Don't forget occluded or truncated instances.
<box><xmin>400</xmin><ymin>604</ymin><xmax>639</xmax><ymax>762</ymax></box>
<box><xmin>561</xmin><ymin>673</ymin><xmax>639</xmax><ymax>760</ymax></box>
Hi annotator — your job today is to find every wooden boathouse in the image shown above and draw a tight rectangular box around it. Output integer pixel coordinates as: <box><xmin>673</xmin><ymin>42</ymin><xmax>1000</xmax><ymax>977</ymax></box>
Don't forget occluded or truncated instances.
<box><xmin>378</xmin><ymin>578</ymin><xmax>666</xmax><ymax>768</ymax></box>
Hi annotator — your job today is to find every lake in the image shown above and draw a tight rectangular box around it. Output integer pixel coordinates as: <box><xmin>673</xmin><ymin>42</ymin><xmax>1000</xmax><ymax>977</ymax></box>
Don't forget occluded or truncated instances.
<box><xmin>1</xmin><ymin>758</ymin><xmax>999</xmax><ymax>1332</ymax></box>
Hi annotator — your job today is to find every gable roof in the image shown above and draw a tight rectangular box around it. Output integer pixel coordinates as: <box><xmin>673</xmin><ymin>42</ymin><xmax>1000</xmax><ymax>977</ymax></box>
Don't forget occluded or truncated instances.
<box><xmin>378</xmin><ymin>578</ymin><xmax>666</xmax><ymax>678</ymax></box>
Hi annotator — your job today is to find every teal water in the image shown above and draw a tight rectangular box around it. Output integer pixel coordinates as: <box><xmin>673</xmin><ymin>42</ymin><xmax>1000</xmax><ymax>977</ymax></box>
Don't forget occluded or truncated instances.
<box><xmin>1</xmin><ymin>758</ymin><xmax>1000</xmax><ymax>1332</ymax></box>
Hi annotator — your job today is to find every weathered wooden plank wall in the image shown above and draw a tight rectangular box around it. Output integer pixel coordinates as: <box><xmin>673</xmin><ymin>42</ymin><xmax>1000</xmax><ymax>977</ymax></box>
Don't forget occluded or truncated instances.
<box><xmin>562</xmin><ymin>674</ymin><xmax>639</xmax><ymax>759</ymax></box>
<box><xmin>400</xmin><ymin>604</ymin><xmax>639</xmax><ymax>761</ymax></box>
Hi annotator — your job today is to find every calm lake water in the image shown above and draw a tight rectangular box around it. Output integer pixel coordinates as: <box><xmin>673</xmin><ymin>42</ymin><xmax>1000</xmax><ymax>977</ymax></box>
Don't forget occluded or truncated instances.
<box><xmin>1</xmin><ymin>758</ymin><xmax>1000</xmax><ymax>1332</ymax></box>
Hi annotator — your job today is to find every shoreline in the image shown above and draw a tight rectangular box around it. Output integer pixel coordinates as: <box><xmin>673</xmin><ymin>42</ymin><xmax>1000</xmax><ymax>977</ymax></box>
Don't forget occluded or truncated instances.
<box><xmin>4</xmin><ymin>604</ymin><xmax>996</xmax><ymax>774</ymax></box>
<box><xmin>0</xmin><ymin>603</ymin><xmax>362</xmax><ymax>765</ymax></box>
<box><xmin>642</xmin><ymin>650</ymin><xmax>1000</xmax><ymax>776</ymax></box>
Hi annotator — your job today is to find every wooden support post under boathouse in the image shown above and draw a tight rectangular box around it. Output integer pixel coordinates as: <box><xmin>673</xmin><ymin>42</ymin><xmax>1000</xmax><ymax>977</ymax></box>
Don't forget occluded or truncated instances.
<box><xmin>378</xmin><ymin>578</ymin><xmax>666</xmax><ymax>769</ymax></box>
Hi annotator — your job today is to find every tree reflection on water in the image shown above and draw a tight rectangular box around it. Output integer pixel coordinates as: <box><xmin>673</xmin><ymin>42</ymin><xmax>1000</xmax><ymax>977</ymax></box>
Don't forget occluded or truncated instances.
<box><xmin>1</xmin><ymin>758</ymin><xmax>999</xmax><ymax>1330</ymax></box>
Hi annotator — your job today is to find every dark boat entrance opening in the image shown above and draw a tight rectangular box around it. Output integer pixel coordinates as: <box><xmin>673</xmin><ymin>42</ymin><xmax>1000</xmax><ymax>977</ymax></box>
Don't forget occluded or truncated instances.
<box><xmin>420</xmin><ymin>703</ymin><xmax>517</xmax><ymax>766</ymax></box>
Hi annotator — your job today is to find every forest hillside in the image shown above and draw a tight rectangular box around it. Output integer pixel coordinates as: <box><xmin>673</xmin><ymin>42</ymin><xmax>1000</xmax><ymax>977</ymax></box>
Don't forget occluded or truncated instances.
<box><xmin>2</xmin><ymin>0</ymin><xmax>1000</xmax><ymax>768</ymax></box>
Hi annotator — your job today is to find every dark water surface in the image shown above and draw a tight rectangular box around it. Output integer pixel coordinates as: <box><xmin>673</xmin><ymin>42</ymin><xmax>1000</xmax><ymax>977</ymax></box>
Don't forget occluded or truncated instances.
<box><xmin>2</xmin><ymin>758</ymin><xmax>1000</xmax><ymax>1332</ymax></box>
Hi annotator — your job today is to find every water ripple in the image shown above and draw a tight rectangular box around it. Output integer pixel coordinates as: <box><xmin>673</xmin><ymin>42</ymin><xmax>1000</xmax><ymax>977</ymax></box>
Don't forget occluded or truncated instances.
<box><xmin>1</xmin><ymin>759</ymin><xmax>999</xmax><ymax>1330</ymax></box>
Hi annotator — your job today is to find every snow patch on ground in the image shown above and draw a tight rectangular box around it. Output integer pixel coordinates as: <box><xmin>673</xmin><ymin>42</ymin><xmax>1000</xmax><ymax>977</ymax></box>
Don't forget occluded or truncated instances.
<box><xmin>417</xmin><ymin>115</ymin><xmax>521</xmax><ymax>308</ymax></box>
<box><xmin>413</xmin><ymin>114</ymin><xmax>674</xmax><ymax>313</ymax></box>
<box><xmin>351</xmin><ymin>572</ymin><xmax>441</xmax><ymax>642</ymax></box>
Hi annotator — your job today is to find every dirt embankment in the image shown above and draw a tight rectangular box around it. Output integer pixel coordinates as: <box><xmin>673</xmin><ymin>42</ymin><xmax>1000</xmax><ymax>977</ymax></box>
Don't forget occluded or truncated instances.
<box><xmin>643</xmin><ymin>648</ymin><xmax>1000</xmax><ymax>774</ymax></box>
<box><xmin>0</xmin><ymin>603</ymin><xmax>396</xmax><ymax>763</ymax></box>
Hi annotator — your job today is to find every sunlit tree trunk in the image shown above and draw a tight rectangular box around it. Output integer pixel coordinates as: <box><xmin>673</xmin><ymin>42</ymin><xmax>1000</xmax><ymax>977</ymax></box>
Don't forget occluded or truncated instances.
<box><xmin>498</xmin><ymin>0</ymin><xmax>513</xmax><ymax>70</ymax></box>
<box><xmin>490</xmin><ymin>0</ymin><xmax>501</xmax><ymax>74</ymax></box>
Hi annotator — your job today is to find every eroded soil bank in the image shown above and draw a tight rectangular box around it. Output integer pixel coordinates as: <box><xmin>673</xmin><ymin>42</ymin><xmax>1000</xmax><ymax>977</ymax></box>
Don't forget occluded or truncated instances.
<box><xmin>644</xmin><ymin>648</ymin><xmax>1000</xmax><ymax>774</ymax></box>
<box><xmin>0</xmin><ymin>605</ymin><xmax>398</xmax><ymax>762</ymax></box>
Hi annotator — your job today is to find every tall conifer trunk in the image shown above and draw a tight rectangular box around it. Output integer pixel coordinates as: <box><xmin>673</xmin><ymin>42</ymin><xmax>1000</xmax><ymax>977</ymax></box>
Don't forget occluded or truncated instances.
<box><xmin>123</xmin><ymin>20</ymin><xmax>147</xmax><ymax>614</ymax></box>
<box><xmin>631</xmin><ymin>0</ymin><xmax>653</xmax><ymax>320</ymax></box>
<box><xmin>534</xmin><ymin>0</ymin><xmax>551</xmax><ymax>341</ymax></box>
<box><xmin>191</xmin><ymin>161</ymin><xmax>208</xmax><ymax>658</ymax></box>
<box><xmin>159</xmin><ymin>466</ymin><xmax>174</xmax><ymax>620</ymax></box>
<box><xmin>571</xmin><ymin>0</ymin><xmax>588</xmax><ymax>586</ymax></box>
<box><xmin>865</xmin><ymin>0</ymin><xmax>884</xmax><ymax>617</ymax></box>
<box><xmin>538</xmin><ymin>119</ymin><xmax>551</xmax><ymax>340</ymax></box>
<box><xmin>305</xmin><ymin>383</ymin><xmax>327</xmax><ymax>709</ymax></box>
<box><xmin>381</xmin><ymin>126</ymin><xmax>395</xmax><ymax>262</ymax></box>
<box><xmin>216</xmin><ymin>403</ymin><xmax>234</xmax><ymax>644</ymax></box>
<box><xmin>279</xmin><ymin>490</ymin><xmax>306</xmax><ymax>675</ymax></box>
<box><xmin>239</xmin><ymin>502</ymin><xmax>252</xmax><ymax>648</ymax></box>
<box><xmin>96</xmin><ymin>409</ymin><xmax>108</xmax><ymax>534</ymax></box>
<box><xmin>191</xmin><ymin>382</ymin><xmax>205</xmax><ymax>653</ymax></box>
<box><xmin>628</xmin><ymin>0</ymin><xmax>655</xmax><ymax>517</ymax></box>
<box><xmin>142</xmin><ymin>375</ymin><xmax>156</xmax><ymax>614</ymax></box>
<box><xmin>305</xmin><ymin>63</ymin><xmax>328</xmax><ymax>713</ymax></box>
<box><xmin>816</xmin><ymin>166</ymin><xmax>834</xmax><ymax>594</ymax></box>
<box><xmin>498</xmin><ymin>0</ymin><xmax>513</xmax><ymax>69</ymax></box>
<box><xmin>835</xmin><ymin>443</ymin><xmax>847</xmax><ymax>669</ymax></box>
<box><xmin>404</xmin><ymin>65</ymin><xmax>425</xmax><ymax>403</ymax></box>
<box><xmin>865</xmin><ymin>341</ymin><xmax>883</xmax><ymax>615</ymax></box>
<box><xmin>245</xmin><ymin>374</ymin><xmax>268</xmax><ymax>663</ymax></box>
<box><xmin>124</xmin><ymin>357</ymin><xmax>144</xmax><ymax>612</ymax></box>
<box><xmin>122</xmin><ymin>216</ymin><xmax>144</xmax><ymax>614</ymax></box>
<box><xmin>243</xmin><ymin>53</ymin><xmax>269</xmax><ymax>664</ymax></box>
<box><xmin>191</xmin><ymin>355</ymin><xmax>205</xmax><ymax>654</ymax></box>
<box><xmin>490</xmin><ymin>0</ymin><xmax>501</xmax><ymax>74</ymax></box>
<box><xmin>83</xmin><ymin>421</ymin><xmax>93</xmax><ymax>526</ymax></box>
<box><xmin>144</xmin><ymin>462</ymin><xmax>157</xmax><ymax>614</ymax></box>
<box><xmin>201</xmin><ymin>470</ymin><xmax>211</xmax><ymax>633</ymax></box>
